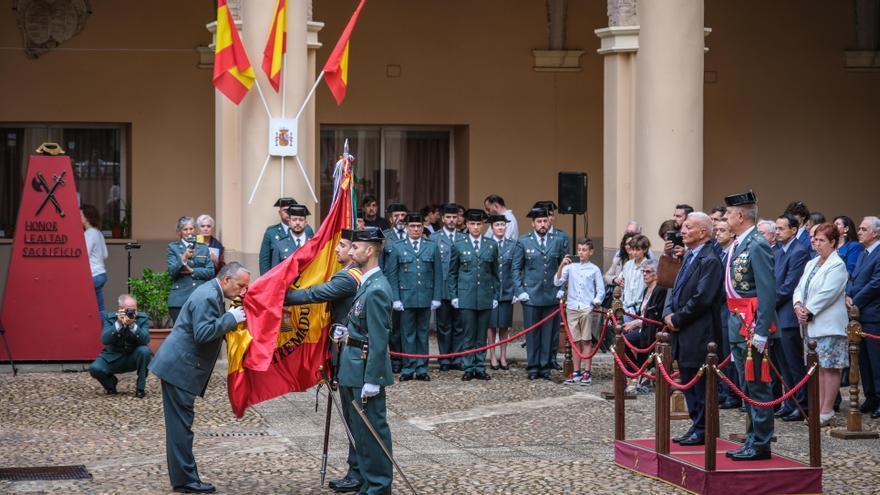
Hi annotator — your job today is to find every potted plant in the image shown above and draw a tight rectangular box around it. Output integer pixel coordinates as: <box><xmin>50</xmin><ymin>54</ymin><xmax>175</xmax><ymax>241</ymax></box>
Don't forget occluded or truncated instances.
<box><xmin>129</xmin><ymin>268</ymin><xmax>172</xmax><ymax>353</ymax></box>
<box><xmin>119</xmin><ymin>205</ymin><xmax>132</xmax><ymax>238</ymax></box>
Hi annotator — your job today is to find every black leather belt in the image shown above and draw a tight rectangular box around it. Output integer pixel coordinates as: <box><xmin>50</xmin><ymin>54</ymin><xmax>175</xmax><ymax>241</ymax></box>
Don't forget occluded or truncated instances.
<box><xmin>343</xmin><ymin>336</ymin><xmax>368</xmax><ymax>349</ymax></box>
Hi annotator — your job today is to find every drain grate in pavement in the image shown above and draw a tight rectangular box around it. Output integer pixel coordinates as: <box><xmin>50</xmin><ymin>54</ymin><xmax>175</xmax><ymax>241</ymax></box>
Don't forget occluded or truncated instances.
<box><xmin>0</xmin><ymin>465</ymin><xmax>92</xmax><ymax>481</ymax></box>
<box><xmin>202</xmin><ymin>431</ymin><xmax>271</xmax><ymax>438</ymax></box>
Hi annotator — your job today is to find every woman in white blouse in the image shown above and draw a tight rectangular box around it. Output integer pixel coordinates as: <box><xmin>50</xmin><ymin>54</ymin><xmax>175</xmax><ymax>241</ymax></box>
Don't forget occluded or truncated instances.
<box><xmin>793</xmin><ymin>223</ymin><xmax>849</xmax><ymax>426</ymax></box>
<box><xmin>615</xmin><ymin>234</ymin><xmax>650</xmax><ymax>321</ymax></box>
<box><xmin>81</xmin><ymin>204</ymin><xmax>108</xmax><ymax>315</ymax></box>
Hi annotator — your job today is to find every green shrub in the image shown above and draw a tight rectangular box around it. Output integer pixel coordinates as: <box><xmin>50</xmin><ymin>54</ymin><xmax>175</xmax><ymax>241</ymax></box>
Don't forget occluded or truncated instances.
<box><xmin>129</xmin><ymin>268</ymin><xmax>172</xmax><ymax>328</ymax></box>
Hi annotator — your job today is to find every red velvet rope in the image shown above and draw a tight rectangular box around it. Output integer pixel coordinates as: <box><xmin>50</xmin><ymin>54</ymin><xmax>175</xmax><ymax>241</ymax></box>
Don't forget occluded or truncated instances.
<box><xmin>562</xmin><ymin>306</ymin><xmax>611</xmax><ymax>360</ymax></box>
<box><xmin>715</xmin><ymin>365</ymin><xmax>816</xmax><ymax>408</ymax></box>
<box><xmin>611</xmin><ymin>349</ymin><xmax>654</xmax><ymax>379</ymax></box>
<box><xmin>388</xmin><ymin>307</ymin><xmax>561</xmax><ymax>359</ymax></box>
<box><xmin>621</xmin><ymin>335</ymin><xmax>657</xmax><ymax>354</ymax></box>
<box><xmin>656</xmin><ymin>358</ymin><xmax>704</xmax><ymax>390</ymax></box>
<box><xmin>860</xmin><ymin>331</ymin><xmax>880</xmax><ymax>341</ymax></box>
<box><xmin>623</xmin><ymin>311</ymin><xmax>665</xmax><ymax>327</ymax></box>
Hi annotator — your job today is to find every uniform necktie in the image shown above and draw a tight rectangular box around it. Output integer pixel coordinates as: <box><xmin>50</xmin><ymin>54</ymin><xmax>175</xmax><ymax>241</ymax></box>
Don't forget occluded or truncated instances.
<box><xmin>540</xmin><ymin>236</ymin><xmax>546</xmax><ymax>249</ymax></box>
<box><xmin>498</xmin><ymin>239</ymin><xmax>504</xmax><ymax>251</ymax></box>
<box><xmin>473</xmin><ymin>240</ymin><xmax>479</xmax><ymax>251</ymax></box>
<box><xmin>413</xmin><ymin>240</ymin><xmax>419</xmax><ymax>252</ymax></box>
<box><xmin>294</xmin><ymin>238</ymin><xmax>301</xmax><ymax>249</ymax></box>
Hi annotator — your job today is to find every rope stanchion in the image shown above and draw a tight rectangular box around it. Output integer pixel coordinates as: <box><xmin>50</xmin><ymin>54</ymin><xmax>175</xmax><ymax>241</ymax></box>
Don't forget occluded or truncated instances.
<box><xmin>656</xmin><ymin>356</ymin><xmax>704</xmax><ymax>391</ymax></box>
<box><xmin>611</xmin><ymin>347</ymin><xmax>655</xmax><ymax>379</ymax></box>
<box><xmin>388</xmin><ymin>307</ymin><xmax>561</xmax><ymax>359</ymax></box>
<box><xmin>715</xmin><ymin>364</ymin><xmax>817</xmax><ymax>409</ymax></box>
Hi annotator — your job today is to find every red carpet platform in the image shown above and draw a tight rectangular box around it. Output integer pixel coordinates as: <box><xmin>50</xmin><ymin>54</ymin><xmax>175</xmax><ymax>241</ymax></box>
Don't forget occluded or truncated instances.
<box><xmin>615</xmin><ymin>438</ymin><xmax>822</xmax><ymax>495</ymax></box>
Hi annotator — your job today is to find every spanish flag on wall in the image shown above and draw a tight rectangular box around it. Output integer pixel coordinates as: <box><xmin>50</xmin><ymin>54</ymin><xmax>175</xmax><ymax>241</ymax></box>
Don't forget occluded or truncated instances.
<box><xmin>322</xmin><ymin>0</ymin><xmax>367</xmax><ymax>105</ymax></box>
<box><xmin>262</xmin><ymin>0</ymin><xmax>286</xmax><ymax>93</ymax></box>
<box><xmin>226</xmin><ymin>161</ymin><xmax>356</xmax><ymax>418</ymax></box>
<box><xmin>213</xmin><ymin>0</ymin><xmax>255</xmax><ymax>104</ymax></box>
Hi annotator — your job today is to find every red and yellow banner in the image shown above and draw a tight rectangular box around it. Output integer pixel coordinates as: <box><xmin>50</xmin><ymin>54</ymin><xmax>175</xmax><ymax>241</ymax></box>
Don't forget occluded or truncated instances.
<box><xmin>213</xmin><ymin>0</ymin><xmax>255</xmax><ymax>104</ymax></box>
<box><xmin>322</xmin><ymin>0</ymin><xmax>367</xmax><ymax>105</ymax></box>
<box><xmin>227</xmin><ymin>163</ymin><xmax>355</xmax><ymax>418</ymax></box>
<box><xmin>262</xmin><ymin>0</ymin><xmax>286</xmax><ymax>93</ymax></box>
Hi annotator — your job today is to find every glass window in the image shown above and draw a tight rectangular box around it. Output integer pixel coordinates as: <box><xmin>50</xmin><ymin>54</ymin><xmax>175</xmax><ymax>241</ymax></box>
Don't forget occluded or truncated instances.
<box><xmin>319</xmin><ymin>125</ymin><xmax>452</xmax><ymax>218</ymax></box>
<box><xmin>0</xmin><ymin>124</ymin><xmax>128</xmax><ymax>238</ymax></box>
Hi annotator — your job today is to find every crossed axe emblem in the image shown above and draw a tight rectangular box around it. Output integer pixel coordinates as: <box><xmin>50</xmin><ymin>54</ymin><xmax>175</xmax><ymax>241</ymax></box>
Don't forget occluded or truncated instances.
<box><xmin>31</xmin><ymin>171</ymin><xmax>66</xmax><ymax>217</ymax></box>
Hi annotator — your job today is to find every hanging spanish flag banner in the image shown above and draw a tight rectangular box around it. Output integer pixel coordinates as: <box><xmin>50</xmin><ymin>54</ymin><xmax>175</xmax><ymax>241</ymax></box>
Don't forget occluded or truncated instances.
<box><xmin>322</xmin><ymin>0</ymin><xmax>367</xmax><ymax>105</ymax></box>
<box><xmin>226</xmin><ymin>159</ymin><xmax>356</xmax><ymax>418</ymax></box>
<box><xmin>262</xmin><ymin>0</ymin><xmax>286</xmax><ymax>92</ymax></box>
<box><xmin>213</xmin><ymin>0</ymin><xmax>255</xmax><ymax>104</ymax></box>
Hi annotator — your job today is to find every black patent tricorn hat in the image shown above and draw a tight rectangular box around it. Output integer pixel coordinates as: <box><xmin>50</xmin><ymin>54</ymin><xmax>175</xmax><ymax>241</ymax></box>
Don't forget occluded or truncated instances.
<box><xmin>286</xmin><ymin>204</ymin><xmax>310</xmax><ymax>217</ymax></box>
<box><xmin>404</xmin><ymin>212</ymin><xmax>423</xmax><ymax>224</ymax></box>
<box><xmin>487</xmin><ymin>214</ymin><xmax>508</xmax><ymax>224</ymax></box>
<box><xmin>724</xmin><ymin>190</ymin><xmax>757</xmax><ymax>207</ymax></box>
<box><xmin>274</xmin><ymin>197</ymin><xmax>298</xmax><ymax>207</ymax></box>
<box><xmin>526</xmin><ymin>207</ymin><xmax>550</xmax><ymax>219</ymax></box>
<box><xmin>351</xmin><ymin>227</ymin><xmax>386</xmax><ymax>243</ymax></box>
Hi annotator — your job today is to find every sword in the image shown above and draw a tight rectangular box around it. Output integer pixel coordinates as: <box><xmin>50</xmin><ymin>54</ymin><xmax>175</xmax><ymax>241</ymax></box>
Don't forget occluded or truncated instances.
<box><xmin>35</xmin><ymin>171</ymin><xmax>66</xmax><ymax>216</ymax></box>
<box><xmin>318</xmin><ymin>367</ymin><xmax>333</xmax><ymax>487</ymax></box>
<box><xmin>351</xmin><ymin>399</ymin><xmax>418</xmax><ymax>495</ymax></box>
<box><xmin>33</xmin><ymin>172</ymin><xmax>66</xmax><ymax>216</ymax></box>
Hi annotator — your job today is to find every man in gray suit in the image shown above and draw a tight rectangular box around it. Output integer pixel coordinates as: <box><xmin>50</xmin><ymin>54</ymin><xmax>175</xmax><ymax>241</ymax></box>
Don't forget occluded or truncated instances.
<box><xmin>149</xmin><ymin>262</ymin><xmax>250</xmax><ymax>493</ymax></box>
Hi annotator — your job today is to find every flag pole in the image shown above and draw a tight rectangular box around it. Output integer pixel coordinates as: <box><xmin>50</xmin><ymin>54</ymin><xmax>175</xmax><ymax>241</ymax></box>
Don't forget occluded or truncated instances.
<box><xmin>248</xmin><ymin>154</ymin><xmax>273</xmax><ymax>204</ymax></box>
<box><xmin>252</xmin><ymin>76</ymin><xmax>274</xmax><ymax>121</ymax></box>
<box><xmin>294</xmin><ymin>71</ymin><xmax>325</xmax><ymax>122</ymax></box>
<box><xmin>295</xmin><ymin>155</ymin><xmax>320</xmax><ymax>204</ymax></box>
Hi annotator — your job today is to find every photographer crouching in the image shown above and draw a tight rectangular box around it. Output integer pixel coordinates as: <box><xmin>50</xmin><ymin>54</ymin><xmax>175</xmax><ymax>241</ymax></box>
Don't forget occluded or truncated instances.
<box><xmin>88</xmin><ymin>294</ymin><xmax>152</xmax><ymax>398</ymax></box>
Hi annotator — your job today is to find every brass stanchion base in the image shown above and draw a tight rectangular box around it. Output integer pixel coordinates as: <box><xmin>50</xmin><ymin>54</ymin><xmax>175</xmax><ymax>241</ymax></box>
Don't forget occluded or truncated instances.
<box><xmin>670</xmin><ymin>390</ymin><xmax>689</xmax><ymax>420</ymax></box>
<box><xmin>830</xmin><ymin>429</ymin><xmax>879</xmax><ymax>440</ymax></box>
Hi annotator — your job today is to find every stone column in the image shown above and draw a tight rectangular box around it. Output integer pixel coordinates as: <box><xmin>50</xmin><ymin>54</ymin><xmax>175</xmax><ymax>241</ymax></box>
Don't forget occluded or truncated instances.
<box><xmin>633</xmin><ymin>0</ymin><xmax>705</xmax><ymax>248</ymax></box>
<box><xmin>595</xmin><ymin>0</ymin><xmax>639</xmax><ymax>265</ymax></box>
<box><xmin>212</xmin><ymin>0</ymin><xmax>322</xmax><ymax>269</ymax></box>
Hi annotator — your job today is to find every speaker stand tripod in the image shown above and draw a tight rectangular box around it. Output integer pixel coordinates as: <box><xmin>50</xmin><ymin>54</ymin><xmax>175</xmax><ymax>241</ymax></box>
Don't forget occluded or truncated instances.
<box><xmin>0</xmin><ymin>321</ymin><xmax>19</xmax><ymax>376</ymax></box>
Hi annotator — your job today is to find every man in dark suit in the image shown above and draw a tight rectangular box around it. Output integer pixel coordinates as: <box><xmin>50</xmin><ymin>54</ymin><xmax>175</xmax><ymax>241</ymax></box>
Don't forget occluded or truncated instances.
<box><xmin>847</xmin><ymin>216</ymin><xmax>880</xmax><ymax>419</ymax></box>
<box><xmin>88</xmin><ymin>294</ymin><xmax>151</xmax><ymax>397</ymax></box>
<box><xmin>149</xmin><ymin>262</ymin><xmax>250</xmax><ymax>494</ymax></box>
<box><xmin>714</xmin><ymin>219</ymin><xmax>741</xmax><ymax>409</ymax></box>
<box><xmin>772</xmin><ymin>213</ymin><xmax>810</xmax><ymax>421</ymax></box>
<box><xmin>663</xmin><ymin>212</ymin><xmax>723</xmax><ymax>446</ymax></box>
<box><xmin>783</xmin><ymin>201</ymin><xmax>813</xmax><ymax>256</ymax></box>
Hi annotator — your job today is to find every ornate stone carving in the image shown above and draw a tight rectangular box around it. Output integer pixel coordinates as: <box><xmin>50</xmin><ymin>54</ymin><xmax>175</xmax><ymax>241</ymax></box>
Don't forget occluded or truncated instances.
<box><xmin>14</xmin><ymin>0</ymin><xmax>91</xmax><ymax>58</ymax></box>
<box><xmin>608</xmin><ymin>0</ymin><xmax>638</xmax><ymax>27</ymax></box>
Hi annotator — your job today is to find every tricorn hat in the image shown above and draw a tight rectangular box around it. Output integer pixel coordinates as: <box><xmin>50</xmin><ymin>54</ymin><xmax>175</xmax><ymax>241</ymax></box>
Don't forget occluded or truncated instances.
<box><xmin>341</xmin><ymin>229</ymin><xmax>356</xmax><ymax>241</ymax></box>
<box><xmin>487</xmin><ymin>214</ymin><xmax>508</xmax><ymax>224</ymax></box>
<box><xmin>351</xmin><ymin>227</ymin><xmax>386</xmax><ymax>243</ymax></box>
<box><xmin>724</xmin><ymin>190</ymin><xmax>757</xmax><ymax>207</ymax></box>
<box><xmin>386</xmin><ymin>203</ymin><xmax>408</xmax><ymax>214</ymax></box>
<box><xmin>464</xmin><ymin>209</ymin><xmax>488</xmax><ymax>222</ymax></box>
<box><xmin>286</xmin><ymin>204</ymin><xmax>310</xmax><ymax>217</ymax></box>
<box><xmin>440</xmin><ymin>203</ymin><xmax>459</xmax><ymax>215</ymax></box>
<box><xmin>404</xmin><ymin>212</ymin><xmax>423</xmax><ymax>224</ymax></box>
<box><xmin>533</xmin><ymin>200</ymin><xmax>558</xmax><ymax>212</ymax></box>
<box><xmin>526</xmin><ymin>207</ymin><xmax>550</xmax><ymax>219</ymax></box>
<box><xmin>274</xmin><ymin>197</ymin><xmax>298</xmax><ymax>207</ymax></box>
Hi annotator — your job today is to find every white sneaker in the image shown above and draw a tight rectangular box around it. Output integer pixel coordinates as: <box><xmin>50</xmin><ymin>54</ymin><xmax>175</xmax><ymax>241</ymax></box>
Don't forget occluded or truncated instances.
<box><xmin>579</xmin><ymin>371</ymin><xmax>592</xmax><ymax>386</ymax></box>
<box><xmin>564</xmin><ymin>372</ymin><xmax>581</xmax><ymax>384</ymax></box>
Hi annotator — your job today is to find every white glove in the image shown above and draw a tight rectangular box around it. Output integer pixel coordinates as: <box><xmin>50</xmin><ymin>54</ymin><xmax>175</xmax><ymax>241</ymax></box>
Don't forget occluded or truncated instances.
<box><xmin>392</xmin><ymin>301</ymin><xmax>405</xmax><ymax>312</ymax></box>
<box><xmin>492</xmin><ymin>299</ymin><xmax>498</xmax><ymax>309</ymax></box>
<box><xmin>752</xmin><ymin>334</ymin><xmax>768</xmax><ymax>354</ymax></box>
<box><xmin>361</xmin><ymin>383</ymin><xmax>380</xmax><ymax>399</ymax></box>
<box><xmin>451</xmin><ymin>298</ymin><xmax>460</xmax><ymax>309</ymax></box>
<box><xmin>431</xmin><ymin>300</ymin><xmax>441</xmax><ymax>310</ymax></box>
<box><xmin>517</xmin><ymin>292</ymin><xmax>530</xmax><ymax>303</ymax></box>
<box><xmin>228</xmin><ymin>306</ymin><xmax>246</xmax><ymax>324</ymax></box>
<box><xmin>556</xmin><ymin>289</ymin><xmax>565</xmax><ymax>299</ymax></box>
<box><xmin>331</xmin><ymin>324</ymin><xmax>348</xmax><ymax>340</ymax></box>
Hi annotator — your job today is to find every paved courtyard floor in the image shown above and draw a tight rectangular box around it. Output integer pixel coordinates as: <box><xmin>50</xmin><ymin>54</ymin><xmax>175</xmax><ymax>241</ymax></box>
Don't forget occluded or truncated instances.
<box><xmin>1</xmin><ymin>341</ymin><xmax>879</xmax><ymax>494</ymax></box>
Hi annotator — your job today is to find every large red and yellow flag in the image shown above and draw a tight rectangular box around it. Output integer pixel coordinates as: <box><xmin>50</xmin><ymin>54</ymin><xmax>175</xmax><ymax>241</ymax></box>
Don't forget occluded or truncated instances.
<box><xmin>262</xmin><ymin>0</ymin><xmax>286</xmax><ymax>93</ymax></box>
<box><xmin>227</xmin><ymin>161</ymin><xmax>356</xmax><ymax>418</ymax></box>
<box><xmin>322</xmin><ymin>0</ymin><xmax>367</xmax><ymax>105</ymax></box>
<box><xmin>213</xmin><ymin>0</ymin><xmax>255</xmax><ymax>104</ymax></box>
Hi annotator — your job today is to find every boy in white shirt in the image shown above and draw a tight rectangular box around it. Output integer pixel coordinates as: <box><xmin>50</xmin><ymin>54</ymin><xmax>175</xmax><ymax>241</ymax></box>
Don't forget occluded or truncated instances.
<box><xmin>554</xmin><ymin>238</ymin><xmax>605</xmax><ymax>385</ymax></box>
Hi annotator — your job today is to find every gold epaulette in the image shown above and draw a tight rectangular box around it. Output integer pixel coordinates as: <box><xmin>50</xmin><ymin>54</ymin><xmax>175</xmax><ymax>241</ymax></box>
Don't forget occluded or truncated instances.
<box><xmin>347</xmin><ymin>267</ymin><xmax>363</xmax><ymax>285</ymax></box>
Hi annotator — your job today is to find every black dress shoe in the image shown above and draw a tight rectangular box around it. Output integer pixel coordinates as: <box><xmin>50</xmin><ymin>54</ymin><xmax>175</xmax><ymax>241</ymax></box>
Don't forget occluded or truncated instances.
<box><xmin>730</xmin><ymin>447</ymin><xmax>771</xmax><ymax>461</ymax></box>
<box><xmin>462</xmin><ymin>371</ymin><xmax>474</xmax><ymax>381</ymax></box>
<box><xmin>528</xmin><ymin>373</ymin><xmax>538</xmax><ymax>380</ymax></box>
<box><xmin>134</xmin><ymin>389</ymin><xmax>146</xmax><ymax>398</ymax></box>
<box><xmin>725</xmin><ymin>444</ymin><xmax>749</xmax><ymax>458</ymax></box>
<box><xmin>173</xmin><ymin>481</ymin><xmax>216</xmax><ymax>493</ymax></box>
<box><xmin>500</xmin><ymin>364</ymin><xmax>510</xmax><ymax>370</ymax></box>
<box><xmin>782</xmin><ymin>411</ymin><xmax>805</xmax><ymax>422</ymax></box>
<box><xmin>860</xmin><ymin>399</ymin><xmax>879</xmax><ymax>414</ymax></box>
<box><xmin>399</xmin><ymin>374</ymin><xmax>413</xmax><ymax>381</ymax></box>
<box><xmin>451</xmin><ymin>363</ymin><xmax>464</xmax><ymax>371</ymax></box>
<box><xmin>678</xmin><ymin>434</ymin><xmax>705</xmax><ymax>446</ymax></box>
<box><xmin>490</xmin><ymin>364</ymin><xmax>500</xmax><ymax>370</ymax></box>
<box><xmin>719</xmin><ymin>400</ymin><xmax>741</xmax><ymax>409</ymax></box>
<box><xmin>871</xmin><ymin>409</ymin><xmax>880</xmax><ymax>419</ymax></box>
<box><xmin>474</xmin><ymin>371</ymin><xmax>491</xmax><ymax>381</ymax></box>
<box><xmin>329</xmin><ymin>476</ymin><xmax>362</xmax><ymax>492</ymax></box>
<box><xmin>540</xmin><ymin>372</ymin><xmax>552</xmax><ymax>380</ymax></box>
<box><xmin>415</xmin><ymin>374</ymin><xmax>430</xmax><ymax>381</ymax></box>
<box><xmin>774</xmin><ymin>408</ymin><xmax>793</xmax><ymax>418</ymax></box>
<box><xmin>672</xmin><ymin>432</ymin><xmax>693</xmax><ymax>443</ymax></box>
<box><xmin>439</xmin><ymin>364</ymin><xmax>450</xmax><ymax>371</ymax></box>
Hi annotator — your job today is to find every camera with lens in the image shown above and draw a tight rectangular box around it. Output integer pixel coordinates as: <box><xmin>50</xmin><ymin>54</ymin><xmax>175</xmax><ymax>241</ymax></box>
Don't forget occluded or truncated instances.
<box><xmin>124</xmin><ymin>308</ymin><xmax>137</xmax><ymax>320</ymax></box>
<box><xmin>184</xmin><ymin>235</ymin><xmax>197</xmax><ymax>249</ymax></box>
<box><xmin>665</xmin><ymin>229</ymin><xmax>684</xmax><ymax>247</ymax></box>
<box><xmin>125</xmin><ymin>242</ymin><xmax>141</xmax><ymax>250</ymax></box>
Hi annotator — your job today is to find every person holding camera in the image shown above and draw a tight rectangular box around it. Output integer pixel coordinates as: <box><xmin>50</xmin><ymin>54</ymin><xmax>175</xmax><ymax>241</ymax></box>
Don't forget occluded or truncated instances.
<box><xmin>88</xmin><ymin>294</ymin><xmax>151</xmax><ymax>398</ymax></box>
<box><xmin>167</xmin><ymin>216</ymin><xmax>216</xmax><ymax>324</ymax></box>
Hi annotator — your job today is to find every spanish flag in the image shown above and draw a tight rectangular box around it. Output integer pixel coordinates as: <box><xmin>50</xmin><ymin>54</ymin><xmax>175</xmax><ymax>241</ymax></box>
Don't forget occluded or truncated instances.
<box><xmin>226</xmin><ymin>160</ymin><xmax>356</xmax><ymax>418</ymax></box>
<box><xmin>322</xmin><ymin>0</ymin><xmax>367</xmax><ymax>105</ymax></box>
<box><xmin>213</xmin><ymin>0</ymin><xmax>255</xmax><ymax>105</ymax></box>
<box><xmin>262</xmin><ymin>0</ymin><xmax>286</xmax><ymax>93</ymax></box>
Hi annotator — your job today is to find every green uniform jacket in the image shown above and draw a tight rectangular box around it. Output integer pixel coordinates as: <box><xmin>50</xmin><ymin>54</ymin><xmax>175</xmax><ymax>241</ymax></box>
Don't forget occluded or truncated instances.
<box><xmin>338</xmin><ymin>269</ymin><xmax>394</xmax><ymax>388</ymax></box>
<box><xmin>99</xmin><ymin>311</ymin><xmax>151</xmax><ymax>362</ymax></box>
<box><xmin>430</xmin><ymin>229</ymin><xmax>466</xmax><ymax>300</ymax></box>
<box><xmin>549</xmin><ymin>227</ymin><xmax>571</xmax><ymax>255</ymax></box>
<box><xmin>385</xmin><ymin>238</ymin><xmax>443</xmax><ymax>308</ymax></box>
<box><xmin>727</xmin><ymin>228</ymin><xmax>778</xmax><ymax>343</ymax></box>
<box><xmin>448</xmin><ymin>237</ymin><xmax>501</xmax><ymax>310</ymax></box>
<box><xmin>167</xmin><ymin>241</ymin><xmax>215</xmax><ymax>308</ymax></box>
<box><xmin>511</xmin><ymin>231</ymin><xmax>566</xmax><ymax>307</ymax></box>
<box><xmin>259</xmin><ymin>223</ymin><xmax>315</xmax><ymax>274</ymax></box>
<box><xmin>284</xmin><ymin>265</ymin><xmax>361</xmax><ymax>324</ymax></box>
<box><xmin>380</xmin><ymin>227</ymin><xmax>407</xmax><ymax>270</ymax></box>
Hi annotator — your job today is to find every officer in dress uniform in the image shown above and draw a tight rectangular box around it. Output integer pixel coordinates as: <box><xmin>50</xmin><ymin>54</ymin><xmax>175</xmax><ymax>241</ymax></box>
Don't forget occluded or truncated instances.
<box><xmin>337</xmin><ymin>227</ymin><xmax>394</xmax><ymax>495</ymax></box>
<box><xmin>167</xmin><ymin>216</ymin><xmax>215</xmax><ymax>324</ymax></box>
<box><xmin>486</xmin><ymin>214</ymin><xmax>517</xmax><ymax>370</ymax></box>
<box><xmin>723</xmin><ymin>191</ymin><xmax>778</xmax><ymax>461</ymax></box>
<box><xmin>284</xmin><ymin>230</ymin><xmax>364</xmax><ymax>493</ymax></box>
<box><xmin>385</xmin><ymin>213</ymin><xmax>442</xmax><ymax>381</ymax></box>
<box><xmin>381</xmin><ymin>203</ymin><xmax>408</xmax><ymax>373</ymax></box>
<box><xmin>259</xmin><ymin>197</ymin><xmax>315</xmax><ymax>275</ymax></box>
<box><xmin>449</xmin><ymin>209</ymin><xmax>500</xmax><ymax>381</ymax></box>
<box><xmin>88</xmin><ymin>294</ymin><xmax>152</xmax><ymax>398</ymax></box>
<box><xmin>431</xmin><ymin>203</ymin><xmax>467</xmax><ymax>370</ymax></box>
<box><xmin>512</xmin><ymin>207</ymin><xmax>566</xmax><ymax>379</ymax></box>
<box><xmin>267</xmin><ymin>204</ymin><xmax>313</xmax><ymax>272</ymax></box>
<box><xmin>535</xmin><ymin>200</ymin><xmax>570</xmax><ymax>369</ymax></box>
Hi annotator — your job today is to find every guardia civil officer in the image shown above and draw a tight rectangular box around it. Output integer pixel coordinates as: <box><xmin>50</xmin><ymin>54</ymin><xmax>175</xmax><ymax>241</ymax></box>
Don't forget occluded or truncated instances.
<box><xmin>167</xmin><ymin>216</ymin><xmax>215</xmax><ymax>324</ymax></box>
<box><xmin>381</xmin><ymin>203</ymin><xmax>408</xmax><ymax>373</ymax></box>
<box><xmin>259</xmin><ymin>198</ymin><xmax>315</xmax><ymax>275</ymax></box>
<box><xmin>535</xmin><ymin>200</ymin><xmax>570</xmax><ymax>369</ymax></box>
<box><xmin>512</xmin><ymin>207</ymin><xmax>566</xmax><ymax>379</ymax></box>
<box><xmin>431</xmin><ymin>203</ymin><xmax>466</xmax><ymax>370</ymax></box>
<box><xmin>486</xmin><ymin>214</ymin><xmax>517</xmax><ymax>370</ymax></box>
<box><xmin>264</xmin><ymin>204</ymin><xmax>313</xmax><ymax>273</ymax></box>
<box><xmin>723</xmin><ymin>191</ymin><xmax>778</xmax><ymax>461</ymax></box>
<box><xmin>88</xmin><ymin>293</ymin><xmax>151</xmax><ymax>398</ymax></box>
<box><xmin>448</xmin><ymin>209</ymin><xmax>500</xmax><ymax>380</ymax></box>
<box><xmin>150</xmin><ymin>262</ymin><xmax>249</xmax><ymax>493</ymax></box>
<box><xmin>284</xmin><ymin>230</ymin><xmax>364</xmax><ymax>493</ymax></box>
<box><xmin>385</xmin><ymin>213</ymin><xmax>442</xmax><ymax>381</ymax></box>
<box><xmin>337</xmin><ymin>227</ymin><xmax>394</xmax><ymax>495</ymax></box>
